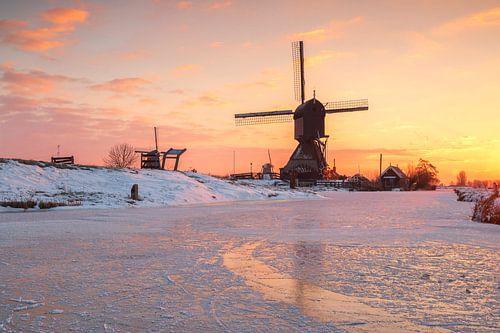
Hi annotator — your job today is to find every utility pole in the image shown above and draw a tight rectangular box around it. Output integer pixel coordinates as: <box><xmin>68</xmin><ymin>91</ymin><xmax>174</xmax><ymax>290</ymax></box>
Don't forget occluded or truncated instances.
<box><xmin>379</xmin><ymin>153</ymin><xmax>382</xmax><ymax>179</ymax></box>
<box><xmin>233</xmin><ymin>151</ymin><xmax>235</xmax><ymax>175</ymax></box>
<box><xmin>57</xmin><ymin>145</ymin><xmax>60</xmax><ymax>157</ymax></box>
<box><xmin>154</xmin><ymin>127</ymin><xmax>158</xmax><ymax>151</ymax></box>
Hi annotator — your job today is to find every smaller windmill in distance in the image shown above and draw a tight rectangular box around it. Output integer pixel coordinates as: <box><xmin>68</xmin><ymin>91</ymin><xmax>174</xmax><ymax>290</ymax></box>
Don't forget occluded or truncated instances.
<box><xmin>234</xmin><ymin>41</ymin><xmax>369</xmax><ymax>181</ymax></box>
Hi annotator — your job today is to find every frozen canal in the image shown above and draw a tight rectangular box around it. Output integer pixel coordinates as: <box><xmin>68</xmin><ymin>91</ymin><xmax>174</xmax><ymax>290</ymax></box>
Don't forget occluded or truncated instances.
<box><xmin>0</xmin><ymin>191</ymin><xmax>498</xmax><ymax>332</ymax></box>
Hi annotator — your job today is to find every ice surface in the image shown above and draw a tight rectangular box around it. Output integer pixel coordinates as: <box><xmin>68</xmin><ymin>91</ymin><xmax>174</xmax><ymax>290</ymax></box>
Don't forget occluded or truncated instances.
<box><xmin>0</xmin><ymin>191</ymin><xmax>498</xmax><ymax>332</ymax></box>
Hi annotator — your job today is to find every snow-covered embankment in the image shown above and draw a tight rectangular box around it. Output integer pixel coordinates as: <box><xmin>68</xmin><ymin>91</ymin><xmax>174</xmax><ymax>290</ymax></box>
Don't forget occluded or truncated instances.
<box><xmin>0</xmin><ymin>159</ymin><xmax>317</xmax><ymax>210</ymax></box>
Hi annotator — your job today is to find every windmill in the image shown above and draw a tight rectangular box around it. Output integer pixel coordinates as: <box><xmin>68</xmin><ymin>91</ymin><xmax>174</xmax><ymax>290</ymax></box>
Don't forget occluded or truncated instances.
<box><xmin>234</xmin><ymin>41</ymin><xmax>368</xmax><ymax>180</ymax></box>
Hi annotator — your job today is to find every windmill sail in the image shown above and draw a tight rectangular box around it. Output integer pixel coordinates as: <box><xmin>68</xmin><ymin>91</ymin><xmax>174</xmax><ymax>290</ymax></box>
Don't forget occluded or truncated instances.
<box><xmin>324</xmin><ymin>99</ymin><xmax>368</xmax><ymax>113</ymax></box>
<box><xmin>234</xmin><ymin>110</ymin><xmax>293</xmax><ymax>126</ymax></box>
<box><xmin>292</xmin><ymin>41</ymin><xmax>305</xmax><ymax>104</ymax></box>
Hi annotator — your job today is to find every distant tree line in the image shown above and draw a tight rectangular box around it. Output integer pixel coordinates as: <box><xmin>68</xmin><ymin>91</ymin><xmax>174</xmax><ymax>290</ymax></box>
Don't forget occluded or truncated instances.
<box><xmin>451</xmin><ymin>170</ymin><xmax>499</xmax><ymax>188</ymax></box>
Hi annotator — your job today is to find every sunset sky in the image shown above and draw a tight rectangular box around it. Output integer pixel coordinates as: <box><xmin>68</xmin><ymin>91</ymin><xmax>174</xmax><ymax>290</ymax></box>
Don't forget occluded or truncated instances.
<box><xmin>0</xmin><ymin>0</ymin><xmax>499</xmax><ymax>183</ymax></box>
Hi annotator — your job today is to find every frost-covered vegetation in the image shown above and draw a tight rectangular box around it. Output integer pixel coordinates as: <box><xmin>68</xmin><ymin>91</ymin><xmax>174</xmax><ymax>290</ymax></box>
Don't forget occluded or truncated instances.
<box><xmin>454</xmin><ymin>187</ymin><xmax>500</xmax><ymax>225</ymax></box>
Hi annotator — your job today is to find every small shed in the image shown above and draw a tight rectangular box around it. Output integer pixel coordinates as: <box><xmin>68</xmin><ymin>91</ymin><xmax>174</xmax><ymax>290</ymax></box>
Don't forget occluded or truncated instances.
<box><xmin>381</xmin><ymin>166</ymin><xmax>408</xmax><ymax>190</ymax></box>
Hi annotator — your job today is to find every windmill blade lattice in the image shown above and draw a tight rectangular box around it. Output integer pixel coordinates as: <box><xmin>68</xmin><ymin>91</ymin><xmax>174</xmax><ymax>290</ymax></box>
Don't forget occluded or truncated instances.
<box><xmin>292</xmin><ymin>41</ymin><xmax>305</xmax><ymax>103</ymax></box>
<box><xmin>324</xmin><ymin>99</ymin><xmax>369</xmax><ymax>113</ymax></box>
<box><xmin>235</xmin><ymin>110</ymin><xmax>293</xmax><ymax>126</ymax></box>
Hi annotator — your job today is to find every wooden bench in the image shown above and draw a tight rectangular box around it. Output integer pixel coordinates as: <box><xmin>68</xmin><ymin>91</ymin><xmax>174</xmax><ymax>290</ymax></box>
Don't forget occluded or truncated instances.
<box><xmin>51</xmin><ymin>156</ymin><xmax>74</xmax><ymax>164</ymax></box>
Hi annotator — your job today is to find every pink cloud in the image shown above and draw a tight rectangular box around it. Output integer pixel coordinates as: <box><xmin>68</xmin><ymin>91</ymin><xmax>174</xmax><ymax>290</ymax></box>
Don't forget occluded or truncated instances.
<box><xmin>0</xmin><ymin>94</ymin><xmax>220</xmax><ymax>165</ymax></box>
<box><xmin>169</xmin><ymin>89</ymin><xmax>186</xmax><ymax>95</ymax></box>
<box><xmin>0</xmin><ymin>20</ymin><xmax>28</xmax><ymax>30</ymax></box>
<box><xmin>0</xmin><ymin>66</ymin><xmax>81</xmax><ymax>95</ymax></box>
<box><xmin>171</xmin><ymin>63</ymin><xmax>202</xmax><ymax>77</ymax></box>
<box><xmin>91</xmin><ymin>77</ymin><xmax>151</xmax><ymax>93</ymax></box>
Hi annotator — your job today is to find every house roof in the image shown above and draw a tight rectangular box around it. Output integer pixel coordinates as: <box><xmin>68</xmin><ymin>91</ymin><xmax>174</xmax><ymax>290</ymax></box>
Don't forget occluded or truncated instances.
<box><xmin>381</xmin><ymin>165</ymin><xmax>407</xmax><ymax>179</ymax></box>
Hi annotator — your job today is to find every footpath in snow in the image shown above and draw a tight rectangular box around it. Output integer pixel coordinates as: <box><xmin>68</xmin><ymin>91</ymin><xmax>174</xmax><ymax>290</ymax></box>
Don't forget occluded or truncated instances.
<box><xmin>0</xmin><ymin>159</ymin><xmax>318</xmax><ymax>210</ymax></box>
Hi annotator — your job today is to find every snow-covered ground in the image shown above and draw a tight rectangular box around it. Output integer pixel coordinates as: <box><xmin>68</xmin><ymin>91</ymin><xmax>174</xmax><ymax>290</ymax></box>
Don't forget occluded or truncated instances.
<box><xmin>0</xmin><ymin>159</ymin><xmax>317</xmax><ymax>210</ymax></box>
<box><xmin>0</xmin><ymin>191</ymin><xmax>498</xmax><ymax>332</ymax></box>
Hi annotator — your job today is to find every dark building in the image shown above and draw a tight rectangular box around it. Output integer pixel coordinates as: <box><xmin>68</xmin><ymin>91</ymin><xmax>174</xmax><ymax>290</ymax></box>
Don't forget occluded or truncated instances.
<box><xmin>380</xmin><ymin>166</ymin><xmax>409</xmax><ymax>190</ymax></box>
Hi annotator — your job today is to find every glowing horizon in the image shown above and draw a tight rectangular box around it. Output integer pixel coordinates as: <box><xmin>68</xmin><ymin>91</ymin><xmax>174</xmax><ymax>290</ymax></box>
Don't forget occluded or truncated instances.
<box><xmin>1</xmin><ymin>1</ymin><xmax>499</xmax><ymax>183</ymax></box>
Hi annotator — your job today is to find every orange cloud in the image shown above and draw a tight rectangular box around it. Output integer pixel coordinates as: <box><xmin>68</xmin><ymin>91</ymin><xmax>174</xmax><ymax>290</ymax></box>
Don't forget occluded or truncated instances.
<box><xmin>290</xmin><ymin>16</ymin><xmax>364</xmax><ymax>41</ymax></box>
<box><xmin>179</xmin><ymin>93</ymin><xmax>226</xmax><ymax>108</ymax></box>
<box><xmin>293</xmin><ymin>28</ymin><xmax>327</xmax><ymax>40</ymax></box>
<box><xmin>171</xmin><ymin>63</ymin><xmax>202</xmax><ymax>77</ymax></box>
<box><xmin>91</xmin><ymin>78</ymin><xmax>151</xmax><ymax>93</ymax></box>
<box><xmin>433</xmin><ymin>7</ymin><xmax>500</xmax><ymax>35</ymax></box>
<box><xmin>305</xmin><ymin>50</ymin><xmax>354</xmax><ymax>66</ymax></box>
<box><xmin>119</xmin><ymin>50</ymin><xmax>150</xmax><ymax>61</ymax></box>
<box><xmin>176</xmin><ymin>1</ymin><xmax>192</xmax><ymax>10</ymax></box>
<box><xmin>208</xmin><ymin>1</ymin><xmax>232</xmax><ymax>10</ymax></box>
<box><xmin>210</xmin><ymin>41</ymin><xmax>224</xmax><ymax>48</ymax></box>
<box><xmin>0</xmin><ymin>7</ymin><xmax>88</xmax><ymax>52</ymax></box>
<box><xmin>41</xmin><ymin>8</ymin><xmax>89</xmax><ymax>25</ymax></box>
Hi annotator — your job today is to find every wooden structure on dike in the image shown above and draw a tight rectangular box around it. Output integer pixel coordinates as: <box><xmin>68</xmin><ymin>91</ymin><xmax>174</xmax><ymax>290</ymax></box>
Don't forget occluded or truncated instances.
<box><xmin>135</xmin><ymin>127</ymin><xmax>186</xmax><ymax>171</ymax></box>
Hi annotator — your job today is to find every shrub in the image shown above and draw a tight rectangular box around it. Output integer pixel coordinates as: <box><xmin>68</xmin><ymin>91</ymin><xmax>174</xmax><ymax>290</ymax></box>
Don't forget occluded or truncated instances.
<box><xmin>472</xmin><ymin>189</ymin><xmax>500</xmax><ymax>225</ymax></box>
<box><xmin>0</xmin><ymin>200</ymin><xmax>37</xmax><ymax>209</ymax></box>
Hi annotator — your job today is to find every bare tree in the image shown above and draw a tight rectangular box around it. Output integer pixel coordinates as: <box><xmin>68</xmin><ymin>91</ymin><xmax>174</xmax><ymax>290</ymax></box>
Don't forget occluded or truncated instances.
<box><xmin>407</xmin><ymin>158</ymin><xmax>439</xmax><ymax>190</ymax></box>
<box><xmin>104</xmin><ymin>143</ymin><xmax>137</xmax><ymax>168</ymax></box>
<box><xmin>456</xmin><ymin>170</ymin><xmax>467</xmax><ymax>187</ymax></box>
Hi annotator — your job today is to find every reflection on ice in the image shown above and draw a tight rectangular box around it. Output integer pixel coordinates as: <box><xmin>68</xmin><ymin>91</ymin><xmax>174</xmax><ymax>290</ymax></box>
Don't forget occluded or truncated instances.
<box><xmin>224</xmin><ymin>242</ymin><xmax>451</xmax><ymax>333</ymax></box>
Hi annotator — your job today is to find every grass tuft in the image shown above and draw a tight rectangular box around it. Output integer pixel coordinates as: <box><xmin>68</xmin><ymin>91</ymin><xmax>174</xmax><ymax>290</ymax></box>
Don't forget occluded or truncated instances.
<box><xmin>0</xmin><ymin>199</ymin><xmax>82</xmax><ymax>210</ymax></box>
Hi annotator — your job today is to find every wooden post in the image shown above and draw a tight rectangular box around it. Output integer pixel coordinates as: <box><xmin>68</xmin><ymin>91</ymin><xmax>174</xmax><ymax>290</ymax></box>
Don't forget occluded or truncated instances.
<box><xmin>154</xmin><ymin>127</ymin><xmax>158</xmax><ymax>151</ymax></box>
<box><xmin>131</xmin><ymin>184</ymin><xmax>139</xmax><ymax>200</ymax></box>
<box><xmin>174</xmin><ymin>157</ymin><xmax>180</xmax><ymax>171</ymax></box>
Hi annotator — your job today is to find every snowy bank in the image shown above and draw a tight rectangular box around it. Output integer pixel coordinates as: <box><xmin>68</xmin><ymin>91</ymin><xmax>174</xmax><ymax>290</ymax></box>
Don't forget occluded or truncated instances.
<box><xmin>454</xmin><ymin>188</ymin><xmax>500</xmax><ymax>225</ymax></box>
<box><xmin>0</xmin><ymin>159</ymin><xmax>318</xmax><ymax>210</ymax></box>
<box><xmin>454</xmin><ymin>188</ymin><xmax>491</xmax><ymax>202</ymax></box>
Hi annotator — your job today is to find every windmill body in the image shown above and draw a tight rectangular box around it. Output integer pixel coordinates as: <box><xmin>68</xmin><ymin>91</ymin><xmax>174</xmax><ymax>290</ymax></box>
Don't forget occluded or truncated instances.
<box><xmin>280</xmin><ymin>98</ymin><xmax>328</xmax><ymax>180</ymax></box>
<box><xmin>234</xmin><ymin>41</ymin><xmax>368</xmax><ymax>181</ymax></box>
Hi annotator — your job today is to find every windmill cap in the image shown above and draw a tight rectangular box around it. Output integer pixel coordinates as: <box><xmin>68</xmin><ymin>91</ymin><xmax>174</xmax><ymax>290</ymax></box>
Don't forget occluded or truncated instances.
<box><xmin>293</xmin><ymin>98</ymin><xmax>325</xmax><ymax>119</ymax></box>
